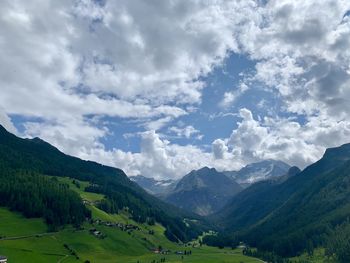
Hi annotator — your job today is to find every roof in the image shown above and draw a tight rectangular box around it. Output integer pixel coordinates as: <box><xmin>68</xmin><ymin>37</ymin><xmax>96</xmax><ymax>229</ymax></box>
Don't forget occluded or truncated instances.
<box><xmin>0</xmin><ymin>256</ymin><xmax>7</xmax><ymax>259</ymax></box>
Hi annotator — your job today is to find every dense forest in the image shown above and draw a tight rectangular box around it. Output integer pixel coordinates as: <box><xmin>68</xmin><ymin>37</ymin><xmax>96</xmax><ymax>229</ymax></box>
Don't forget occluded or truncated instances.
<box><xmin>325</xmin><ymin>220</ymin><xmax>350</xmax><ymax>262</ymax></box>
<box><xmin>0</xmin><ymin>166</ymin><xmax>90</xmax><ymax>230</ymax></box>
<box><xmin>0</xmin><ymin>125</ymin><xmax>207</xmax><ymax>241</ymax></box>
<box><xmin>205</xmin><ymin>143</ymin><xmax>350</xmax><ymax>261</ymax></box>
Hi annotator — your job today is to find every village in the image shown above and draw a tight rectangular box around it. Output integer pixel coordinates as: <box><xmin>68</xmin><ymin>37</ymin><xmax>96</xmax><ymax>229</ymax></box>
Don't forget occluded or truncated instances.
<box><xmin>87</xmin><ymin>218</ymin><xmax>196</xmax><ymax>261</ymax></box>
<box><xmin>88</xmin><ymin>219</ymin><xmax>141</xmax><ymax>238</ymax></box>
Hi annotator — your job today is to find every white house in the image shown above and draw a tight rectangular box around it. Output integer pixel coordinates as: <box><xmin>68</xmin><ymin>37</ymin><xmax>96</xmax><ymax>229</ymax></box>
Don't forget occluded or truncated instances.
<box><xmin>0</xmin><ymin>256</ymin><xmax>7</xmax><ymax>263</ymax></box>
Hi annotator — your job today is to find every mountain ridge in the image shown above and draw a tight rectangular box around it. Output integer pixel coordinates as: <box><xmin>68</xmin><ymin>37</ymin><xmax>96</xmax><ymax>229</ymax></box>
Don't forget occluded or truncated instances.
<box><xmin>223</xmin><ymin>159</ymin><xmax>291</xmax><ymax>187</ymax></box>
<box><xmin>165</xmin><ymin>167</ymin><xmax>242</xmax><ymax>216</ymax></box>
<box><xmin>209</xmin><ymin>142</ymin><xmax>350</xmax><ymax>257</ymax></box>
<box><xmin>0</xmin><ymin>124</ymin><xmax>206</xmax><ymax>242</ymax></box>
<box><xmin>130</xmin><ymin>175</ymin><xmax>177</xmax><ymax>195</ymax></box>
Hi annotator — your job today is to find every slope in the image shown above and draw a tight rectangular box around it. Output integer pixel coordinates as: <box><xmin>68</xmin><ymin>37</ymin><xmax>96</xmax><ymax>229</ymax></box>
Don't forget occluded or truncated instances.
<box><xmin>165</xmin><ymin>167</ymin><xmax>242</xmax><ymax>216</ymax></box>
<box><xmin>0</xmin><ymin>177</ymin><xmax>261</xmax><ymax>263</ymax></box>
<box><xmin>0</xmin><ymin>125</ymin><xmax>205</xmax><ymax>242</ymax></box>
<box><xmin>212</xmin><ymin>143</ymin><xmax>350</xmax><ymax>257</ymax></box>
<box><xmin>223</xmin><ymin>159</ymin><xmax>291</xmax><ymax>187</ymax></box>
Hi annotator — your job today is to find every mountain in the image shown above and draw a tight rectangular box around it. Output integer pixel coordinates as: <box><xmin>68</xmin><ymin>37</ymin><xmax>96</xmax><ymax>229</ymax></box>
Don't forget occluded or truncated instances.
<box><xmin>0</xmin><ymin>125</ymin><xmax>206</xmax><ymax>242</ymax></box>
<box><xmin>210</xmin><ymin>143</ymin><xmax>350</xmax><ymax>257</ymax></box>
<box><xmin>223</xmin><ymin>160</ymin><xmax>291</xmax><ymax>187</ymax></box>
<box><xmin>165</xmin><ymin>167</ymin><xmax>242</xmax><ymax>216</ymax></box>
<box><xmin>211</xmin><ymin>166</ymin><xmax>301</xmax><ymax>233</ymax></box>
<box><xmin>130</xmin><ymin>175</ymin><xmax>177</xmax><ymax>195</ymax></box>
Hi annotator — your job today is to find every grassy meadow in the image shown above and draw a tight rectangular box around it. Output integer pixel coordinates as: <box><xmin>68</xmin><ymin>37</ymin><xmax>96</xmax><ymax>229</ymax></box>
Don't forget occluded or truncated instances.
<box><xmin>0</xmin><ymin>177</ymin><xmax>261</xmax><ymax>263</ymax></box>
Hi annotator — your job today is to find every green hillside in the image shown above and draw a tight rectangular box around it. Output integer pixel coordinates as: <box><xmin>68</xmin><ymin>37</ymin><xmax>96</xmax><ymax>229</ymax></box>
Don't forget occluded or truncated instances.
<box><xmin>209</xmin><ymin>143</ymin><xmax>350</xmax><ymax>259</ymax></box>
<box><xmin>0</xmin><ymin>125</ymin><xmax>206</xmax><ymax>242</ymax></box>
<box><xmin>0</xmin><ymin>125</ymin><xmax>262</xmax><ymax>262</ymax></box>
<box><xmin>0</xmin><ymin>177</ymin><xmax>261</xmax><ymax>263</ymax></box>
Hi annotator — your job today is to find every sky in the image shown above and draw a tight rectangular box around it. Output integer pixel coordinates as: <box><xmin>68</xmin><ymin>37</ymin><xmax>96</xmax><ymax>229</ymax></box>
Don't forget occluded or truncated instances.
<box><xmin>1</xmin><ymin>0</ymin><xmax>350</xmax><ymax>179</ymax></box>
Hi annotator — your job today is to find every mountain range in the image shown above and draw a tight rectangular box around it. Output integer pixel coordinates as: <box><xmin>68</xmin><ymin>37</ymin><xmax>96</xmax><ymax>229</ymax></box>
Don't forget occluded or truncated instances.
<box><xmin>164</xmin><ymin>167</ymin><xmax>242</xmax><ymax>216</ymax></box>
<box><xmin>2</xmin><ymin>123</ymin><xmax>350</xmax><ymax>261</ymax></box>
<box><xmin>0</xmin><ymin>124</ymin><xmax>206</xmax><ymax>242</ymax></box>
<box><xmin>223</xmin><ymin>159</ymin><xmax>291</xmax><ymax>187</ymax></box>
<box><xmin>130</xmin><ymin>175</ymin><xmax>177</xmax><ymax>195</ymax></box>
<box><xmin>133</xmin><ymin>160</ymin><xmax>292</xmax><ymax>216</ymax></box>
<box><xmin>209</xmin><ymin>143</ymin><xmax>350</xmax><ymax>257</ymax></box>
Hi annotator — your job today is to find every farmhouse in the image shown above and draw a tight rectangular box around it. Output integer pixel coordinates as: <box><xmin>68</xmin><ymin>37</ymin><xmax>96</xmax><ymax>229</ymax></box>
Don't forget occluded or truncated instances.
<box><xmin>237</xmin><ymin>242</ymin><xmax>247</xmax><ymax>249</ymax></box>
<box><xmin>0</xmin><ymin>256</ymin><xmax>7</xmax><ymax>263</ymax></box>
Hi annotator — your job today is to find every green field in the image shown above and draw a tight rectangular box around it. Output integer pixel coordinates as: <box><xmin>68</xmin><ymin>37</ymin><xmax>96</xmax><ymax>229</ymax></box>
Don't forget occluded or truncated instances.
<box><xmin>0</xmin><ymin>177</ymin><xmax>262</xmax><ymax>263</ymax></box>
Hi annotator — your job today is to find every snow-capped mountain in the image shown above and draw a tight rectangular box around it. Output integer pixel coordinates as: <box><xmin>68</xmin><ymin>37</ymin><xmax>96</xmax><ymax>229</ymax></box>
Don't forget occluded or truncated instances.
<box><xmin>130</xmin><ymin>175</ymin><xmax>177</xmax><ymax>195</ymax></box>
<box><xmin>224</xmin><ymin>160</ymin><xmax>291</xmax><ymax>188</ymax></box>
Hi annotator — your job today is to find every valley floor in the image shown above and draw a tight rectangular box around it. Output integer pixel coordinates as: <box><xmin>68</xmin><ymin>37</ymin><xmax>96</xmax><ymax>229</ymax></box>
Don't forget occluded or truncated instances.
<box><xmin>0</xmin><ymin>177</ymin><xmax>261</xmax><ymax>263</ymax></box>
<box><xmin>0</xmin><ymin>207</ymin><xmax>260</xmax><ymax>263</ymax></box>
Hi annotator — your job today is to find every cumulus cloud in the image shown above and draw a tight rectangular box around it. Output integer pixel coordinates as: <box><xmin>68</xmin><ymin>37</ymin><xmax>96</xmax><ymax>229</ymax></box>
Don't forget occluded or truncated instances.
<box><xmin>238</xmin><ymin>0</ymin><xmax>350</xmax><ymax>118</ymax></box>
<box><xmin>23</xmin><ymin>118</ymin><xmax>107</xmax><ymax>157</ymax></box>
<box><xmin>228</xmin><ymin>109</ymin><xmax>268</xmax><ymax>161</ymax></box>
<box><xmin>225</xmin><ymin>108</ymin><xmax>350</xmax><ymax>169</ymax></box>
<box><xmin>219</xmin><ymin>83</ymin><xmax>249</xmax><ymax>108</ymax></box>
<box><xmin>2</xmin><ymin>0</ymin><xmax>350</xmax><ymax>179</ymax></box>
<box><xmin>0</xmin><ymin>0</ymin><xmax>244</xmax><ymax>161</ymax></box>
<box><xmin>82</xmin><ymin>130</ymin><xmax>213</xmax><ymax>179</ymax></box>
<box><xmin>212</xmin><ymin>139</ymin><xmax>228</xmax><ymax>159</ymax></box>
<box><xmin>0</xmin><ymin>109</ymin><xmax>17</xmax><ymax>134</ymax></box>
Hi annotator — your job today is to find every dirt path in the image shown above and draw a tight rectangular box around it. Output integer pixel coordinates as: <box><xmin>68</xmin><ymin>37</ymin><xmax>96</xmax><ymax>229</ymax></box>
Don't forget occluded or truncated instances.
<box><xmin>57</xmin><ymin>254</ymin><xmax>70</xmax><ymax>263</ymax></box>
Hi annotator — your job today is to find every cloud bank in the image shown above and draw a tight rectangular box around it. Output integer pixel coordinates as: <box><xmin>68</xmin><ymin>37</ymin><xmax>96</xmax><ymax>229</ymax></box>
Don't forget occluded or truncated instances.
<box><xmin>1</xmin><ymin>0</ymin><xmax>350</xmax><ymax>179</ymax></box>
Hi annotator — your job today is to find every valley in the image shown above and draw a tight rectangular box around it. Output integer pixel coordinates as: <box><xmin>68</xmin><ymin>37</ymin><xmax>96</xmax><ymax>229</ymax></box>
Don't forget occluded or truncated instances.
<box><xmin>2</xmin><ymin>2</ymin><xmax>350</xmax><ymax>262</ymax></box>
<box><xmin>1</xmin><ymin>125</ymin><xmax>350</xmax><ymax>262</ymax></box>
<box><xmin>0</xmin><ymin>177</ymin><xmax>260</xmax><ymax>263</ymax></box>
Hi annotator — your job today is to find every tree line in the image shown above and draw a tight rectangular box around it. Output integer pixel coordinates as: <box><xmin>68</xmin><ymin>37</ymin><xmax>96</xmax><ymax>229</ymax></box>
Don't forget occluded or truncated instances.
<box><xmin>0</xmin><ymin>165</ymin><xmax>90</xmax><ymax>230</ymax></box>
<box><xmin>0</xmin><ymin>127</ymin><xmax>206</xmax><ymax>242</ymax></box>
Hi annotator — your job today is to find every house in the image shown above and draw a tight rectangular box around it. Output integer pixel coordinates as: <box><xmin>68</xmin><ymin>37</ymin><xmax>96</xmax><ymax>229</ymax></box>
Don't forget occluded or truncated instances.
<box><xmin>0</xmin><ymin>256</ymin><xmax>7</xmax><ymax>263</ymax></box>
<box><xmin>93</xmin><ymin>230</ymin><xmax>101</xmax><ymax>236</ymax></box>
<box><xmin>237</xmin><ymin>242</ymin><xmax>247</xmax><ymax>249</ymax></box>
<box><xmin>89</xmin><ymin>228</ymin><xmax>102</xmax><ymax>237</ymax></box>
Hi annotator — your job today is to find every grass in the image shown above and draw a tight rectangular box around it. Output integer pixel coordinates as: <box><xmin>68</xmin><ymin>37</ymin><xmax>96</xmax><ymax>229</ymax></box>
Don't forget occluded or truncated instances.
<box><xmin>0</xmin><ymin>207</ymin><xmax>47</xmax><ymax>237</ymax></box>
<box><xmin>55</xmin><ymin>177</ymin><xmax>104</xmax><ymax>203</ymax></box>
<box><xmin>0</xmin><ymin>177</ymin><xmax>263</xmax><ymax>263</ymax></box>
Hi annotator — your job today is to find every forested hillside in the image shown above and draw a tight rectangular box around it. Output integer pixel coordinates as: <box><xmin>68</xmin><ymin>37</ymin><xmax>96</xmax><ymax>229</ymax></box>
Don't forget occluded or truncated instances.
<box><xmin>208</xmin><ymin>143</ymin><xmax>350</xmax><ymax>259</ymax></box>
<box><xmin>0</xmin><ymin>167</ymin><xmax>89</xmax><ymax>230</ymax></box>
<box><xmin>0</xmin><ymin>125</ymin><xmax>206</xmax><ymax>242</ymax></box>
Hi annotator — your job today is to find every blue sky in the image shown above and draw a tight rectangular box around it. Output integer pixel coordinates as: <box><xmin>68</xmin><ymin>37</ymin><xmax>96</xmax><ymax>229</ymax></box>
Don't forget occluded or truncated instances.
<box><xmin>90</xmin><ymin>53</ymin><xmax>279</xmax><ymax>154</ymax></box>
<box><xmin>1</xmin><ymin>0</ymin><xmax>350</xmax><ymax>179</ymax></box>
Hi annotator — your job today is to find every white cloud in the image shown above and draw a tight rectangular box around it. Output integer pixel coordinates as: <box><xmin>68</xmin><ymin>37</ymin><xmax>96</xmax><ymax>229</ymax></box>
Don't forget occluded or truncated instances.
<box><xmin>2</xmin><ymin>0</ymin><xmax>350</xmax><ymax>179</ymax></box>
<box><xmin>142</xmin><ymin>117</ymin><xmax>174</xmax><ymax>131</ymax></box>
<box><xmin>168</xmin><ymin>125</ymin><xmax>202</xmax><ymax>139</ymax></box>
<box><xmin>212</xmin><ymin>139</ymin><xmax>228</xmax><ymax>159</ymax></box>
<box><xmin>0</xmin><ymin>109</ymin><xmax>17</xmax><ymax>134</ymax></box>
<box><xmin>219</xmin><ymin>83</ymin><xmax>249</xmax><ymax>108</ymax></box>
<box><xmin>23</xmin><ymin>118</ymin><xmax>107</xmax><ymax>157</ymax></box>
<box><xmin>0</xmin><ymin>0</ymin><xmax>245</xmax><ymax>162</ymax></box>
<box><xmin>85</xmin><ymin>130</ymin><xmax>213</xmax><ymax>179</ymax></box>
<box><xmin>224</xmin><ymin>108</ymin><xmax>350</xmax><ymax>169</ymax></box>
<box><xmin>236</xmin><ymin>0</ymin><xmax>350</xmax><ymax>118</ymax></box>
